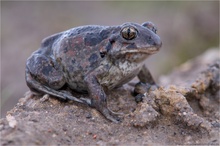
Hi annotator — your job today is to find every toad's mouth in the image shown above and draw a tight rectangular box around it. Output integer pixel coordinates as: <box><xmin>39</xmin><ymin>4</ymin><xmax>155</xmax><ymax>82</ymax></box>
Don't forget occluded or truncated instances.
<box><xmin>120</xmin><ymin>46</ymin><xmax>160</xmax><ymax>55</ymax></box>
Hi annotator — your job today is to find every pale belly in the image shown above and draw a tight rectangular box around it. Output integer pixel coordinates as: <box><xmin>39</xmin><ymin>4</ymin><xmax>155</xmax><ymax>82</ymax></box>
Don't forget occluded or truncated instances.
<box><xmin>98</xmin><ymin>62</ymin><xmax>142</xmax><ymax>90</ymax></box>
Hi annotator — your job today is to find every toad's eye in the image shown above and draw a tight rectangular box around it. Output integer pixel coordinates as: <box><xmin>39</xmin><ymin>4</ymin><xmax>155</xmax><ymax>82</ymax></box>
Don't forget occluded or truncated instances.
<box><xmin>121</xmin><ymin>26</ymin><xmax>137</xmax><ymax>40</ymax></box>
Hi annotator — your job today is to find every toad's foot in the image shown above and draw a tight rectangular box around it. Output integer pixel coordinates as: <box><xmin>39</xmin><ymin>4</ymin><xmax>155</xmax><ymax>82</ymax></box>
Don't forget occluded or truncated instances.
<box><xmin>134</xmin><ymin>82</ymin><xmax>159</xmax><ymax>103</ymax></box>
<box><xmin>100</xmin><ymin>107</ymin><xmax>122</xmax><ymax>123</ymax></box>
<box><xmin>81</xmin><ymin>97</ymin><xmax>122</xmax><ymax>123</ymax></box>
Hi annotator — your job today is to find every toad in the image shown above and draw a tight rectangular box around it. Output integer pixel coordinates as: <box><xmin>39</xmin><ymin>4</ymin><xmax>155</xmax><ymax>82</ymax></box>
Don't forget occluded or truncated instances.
<box><xmin>25</xmin><ymin>22</ymin><xmax>162</xmax><ymax>122</ymax></box>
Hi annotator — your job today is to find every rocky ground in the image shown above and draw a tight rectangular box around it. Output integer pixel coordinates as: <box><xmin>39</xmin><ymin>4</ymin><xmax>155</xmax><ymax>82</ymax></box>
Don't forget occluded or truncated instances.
<box><xmin>0</xmin><ymin>49</ymin><xmax>219</xmax><ymax>145</ymax></box>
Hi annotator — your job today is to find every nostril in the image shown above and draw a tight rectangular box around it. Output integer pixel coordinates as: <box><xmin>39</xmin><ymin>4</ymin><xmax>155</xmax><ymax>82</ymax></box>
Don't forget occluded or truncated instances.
<box><xmin>147</xmin><ymin>36</ymin><xmax>154</xmax><ymax>45</ymax></box>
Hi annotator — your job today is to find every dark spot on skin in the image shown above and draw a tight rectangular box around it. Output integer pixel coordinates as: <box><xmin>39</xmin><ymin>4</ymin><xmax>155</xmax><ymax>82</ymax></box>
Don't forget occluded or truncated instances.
<box><xmin>49</xmin><ymin>60</ymin><xmax>55</xmax><ymax>67</ymax></box>
<box><xmin>100</xmin><ymin>29</ymin><xmax>110</xmax><ymax>40</ymax></box>
<box><xmin>85</xmin><ymin>33</ymin><xmax>102</xmax><ymax>46</ymax></box>
<box><xmin>63</xmin><ymin>47</ymin><xmax>68</xmax><ymax>53</ymax></box>
<box><xmin>42</xmin><ymin>65</ymin><xmax>53</xmax><ymax>76</ymax></box>
<box><xmin>100</xmin><ymin>52</ymin><xmax>106</xmax><ymax>58</ymax></box>
<box><xmin>109</xmin><ymin>36</ymin><xmax>116</xmax><ymax>44</ymax></box>
<box><xmin>71</xmin><ymin>59</ymin><xmax>76</xmax><ymax>64</ymax></box>
<box><xmin>89</xmin><ymin>53</ymin><xmax>98</xmax><ymax>63</ymax></box>
<box><xmin>88</xmin><ymin>53</ymin><xmax>99</xmax><ymax>68</ymax></box>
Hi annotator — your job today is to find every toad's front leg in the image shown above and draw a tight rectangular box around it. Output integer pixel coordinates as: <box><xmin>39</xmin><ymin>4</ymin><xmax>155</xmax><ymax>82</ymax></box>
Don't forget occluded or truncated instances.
<box><xmin>84</xmin><ymin>69</ymin><xmax>121</xmax><ymax>123</ymax></box>
<box><xmin>138</xmin><ymin>64</ymin><xmax>156</xmax><ymax>85</ymax></box>
<box><xmin>134</xmin><ymin>64</ymin><xmax>159</xmax><ymax>102</ymax></box>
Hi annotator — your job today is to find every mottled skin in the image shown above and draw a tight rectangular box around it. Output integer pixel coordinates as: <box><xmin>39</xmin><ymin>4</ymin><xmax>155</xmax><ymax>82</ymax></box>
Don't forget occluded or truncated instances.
<box><xmin>26</xmin><ymin>22</ymin><xmax>162</xmax><ymax>122</ymax></box>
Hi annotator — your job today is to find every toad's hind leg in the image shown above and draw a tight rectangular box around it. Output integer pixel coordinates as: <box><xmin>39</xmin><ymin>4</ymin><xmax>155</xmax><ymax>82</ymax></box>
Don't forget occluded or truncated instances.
<box><xmin>25</xmin><ymin>55</ymin><xmax>84</xmax><ymax>104</ymax></box>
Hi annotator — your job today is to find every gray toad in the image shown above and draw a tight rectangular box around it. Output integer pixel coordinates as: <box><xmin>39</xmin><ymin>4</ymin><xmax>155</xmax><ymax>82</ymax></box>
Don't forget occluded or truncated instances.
<box><xmin>25</xmin><ymin>22</ymin><xmax>162</xmax><ymax>122</ymax></box>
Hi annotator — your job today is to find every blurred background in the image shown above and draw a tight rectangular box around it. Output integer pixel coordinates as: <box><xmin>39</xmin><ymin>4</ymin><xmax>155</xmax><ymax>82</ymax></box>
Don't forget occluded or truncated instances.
<box><xmin>1</xmin><ymin>1</ymin><xmax>219</xmax><ymax>117</ymax></box>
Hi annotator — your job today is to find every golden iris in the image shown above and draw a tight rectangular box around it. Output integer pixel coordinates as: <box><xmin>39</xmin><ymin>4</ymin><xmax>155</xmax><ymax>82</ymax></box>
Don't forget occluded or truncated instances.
<box><xmin>121</xmin><ymin>26</ymin><xmax>137</xmax><ymax>40</ymax></box>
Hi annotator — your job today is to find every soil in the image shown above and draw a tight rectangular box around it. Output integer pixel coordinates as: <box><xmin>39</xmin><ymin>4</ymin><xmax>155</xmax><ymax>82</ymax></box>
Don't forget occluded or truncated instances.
<box><xmin>0</xmin><ymin>49</ymin><xmax>219</xmax><ymax>145</ymax></box>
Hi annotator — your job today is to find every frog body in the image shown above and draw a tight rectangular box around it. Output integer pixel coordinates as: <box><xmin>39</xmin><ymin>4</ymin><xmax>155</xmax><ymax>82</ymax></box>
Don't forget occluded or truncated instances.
<box><xmin>26</xmin><ymin>22</ymin><xmax>162</xmax><ymax>122</ymax></box>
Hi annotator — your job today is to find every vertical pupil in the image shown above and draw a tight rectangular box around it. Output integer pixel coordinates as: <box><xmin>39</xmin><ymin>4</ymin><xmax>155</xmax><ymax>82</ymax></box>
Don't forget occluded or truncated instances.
<box><xmin>127</xmin><ymin>28</ymin><xmax>131</xmax><ymax>38</ymax></box>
